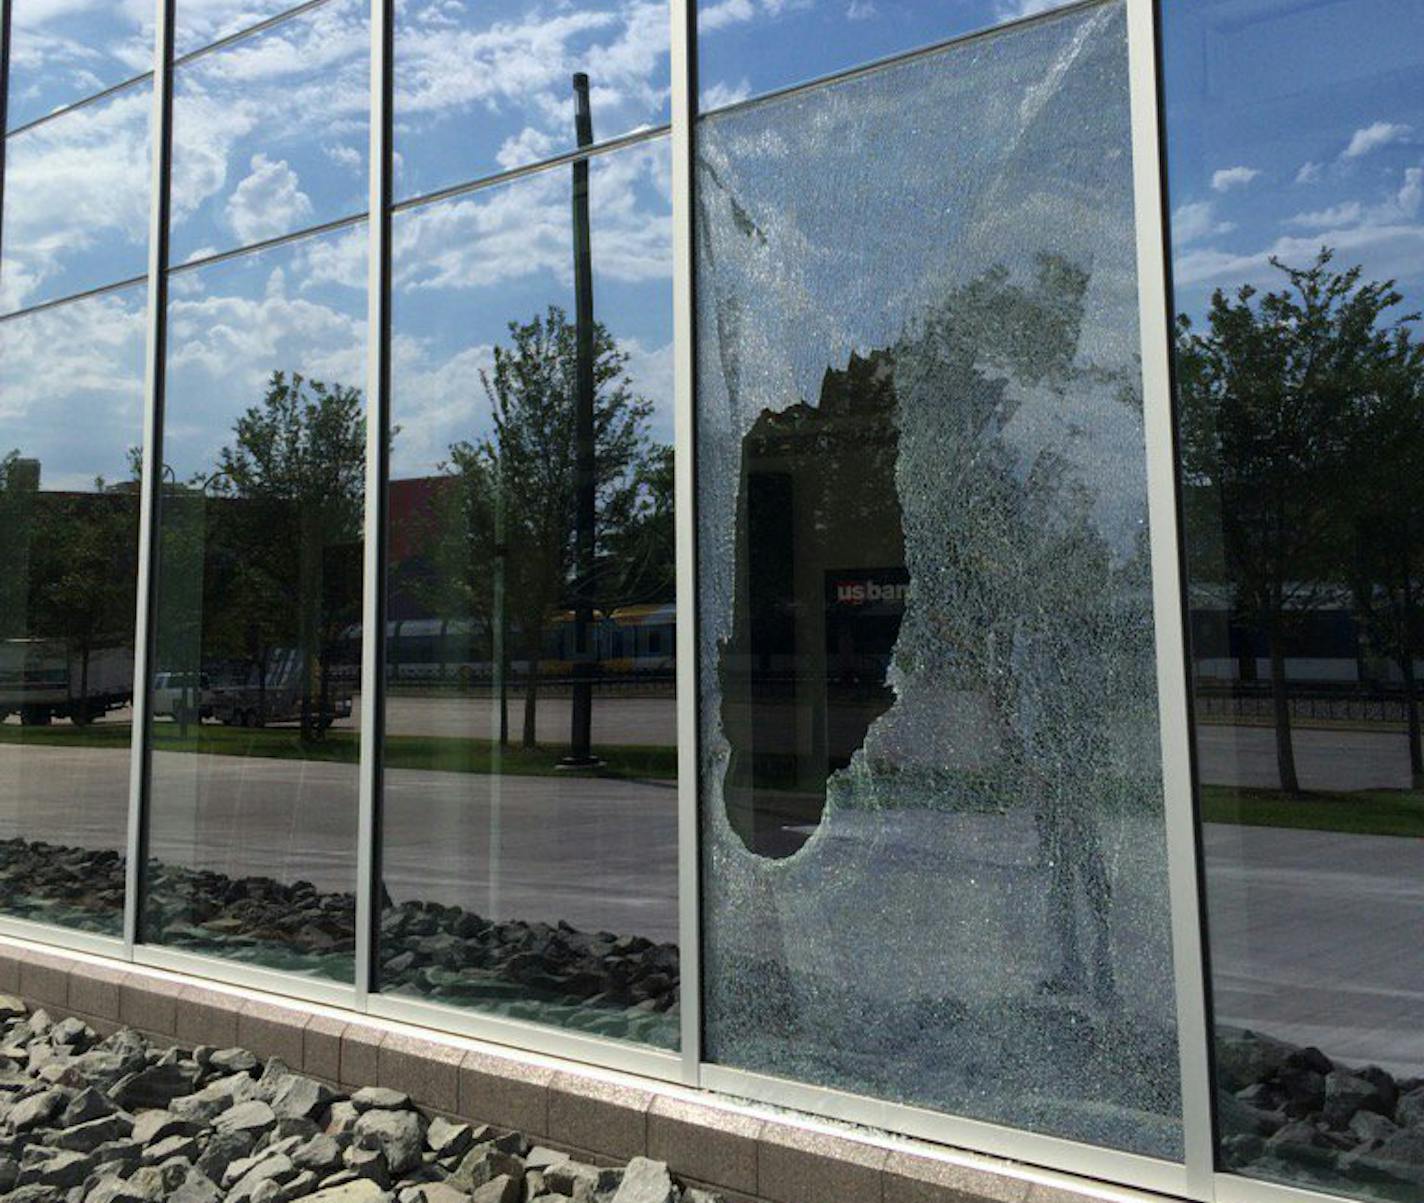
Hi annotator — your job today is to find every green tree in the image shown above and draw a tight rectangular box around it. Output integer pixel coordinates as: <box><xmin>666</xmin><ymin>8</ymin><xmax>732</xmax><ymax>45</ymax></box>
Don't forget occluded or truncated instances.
<box><xmin>1175</xmin><ymin>250</ymin><xmax>1403</xmax><ymax>795</ymax></box>
<box><xmin>444</xmin><ymin>306</ymin><xmax>660</xmax><ymax>748</ymax></box>
<box><xmin>208</xmin><ymin>371</ymin><xmax>365</xmax><ymax>739</ymax></box>
<box><xmin>1340</xmin><ymin>303</ymin><xmax>1424</xmax><ymax>785</ymax></box>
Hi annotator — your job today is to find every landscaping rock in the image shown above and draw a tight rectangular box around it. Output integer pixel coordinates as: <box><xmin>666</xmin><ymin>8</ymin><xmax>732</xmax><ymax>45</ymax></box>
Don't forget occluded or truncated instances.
<box><xmin>612</xmin><ymin>1158</ymin><xmax>676</xmax><ymax>1203</ymax></box>
<box><xmin>354</xmin><ymin>1109</ymin><xmax>426</xmax><ymax>1176</ymax></box>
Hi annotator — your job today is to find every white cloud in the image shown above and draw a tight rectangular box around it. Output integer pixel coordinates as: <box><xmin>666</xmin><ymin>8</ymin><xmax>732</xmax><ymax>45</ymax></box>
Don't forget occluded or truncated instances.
<box><xmin>324</xmin><ymin>143</ymin><xmax>365</xmax><ymax>174</ymax></box>
<box><xmin>1342</xmin><ymin>121</ymin><xmax>1412</xmax><ymax>160</ymax></box>
<box><xmin>1171</xmin><ymin>200</ymin><xmax>1234</xmax><ymax>245</ymax></box>
<box><xmin>225</xmin><ymin>155</ymin><xmax>315</xmax><ymax>246</ymax></box>
<box><xmin>701</xmin><ymin>78</ymin><xmax>752</xmax><ymax>112</ymax></box>
<box><xmin>994</xmin><ymin>0</ymin><xmax>1070</xmax><ymax>18</ymax></box>
<box><xmin>1295</xmin><ymin>161</ymin><xmax>1323</xmax><ymax>184</ymax></box>
<box><xmin>1284</xmin><ymin>201</ymin><xmax>1363</xmax><ymax>229</ymax></box>
<box><xmin>1211</xmin><ymin>165</ymin><xmax>1261</xmax><ymax>192</ymax></box>
<box><xmin>846</xmin><ymin>0</ymin><xmax>877</xmax><ymax>19</ymax></box>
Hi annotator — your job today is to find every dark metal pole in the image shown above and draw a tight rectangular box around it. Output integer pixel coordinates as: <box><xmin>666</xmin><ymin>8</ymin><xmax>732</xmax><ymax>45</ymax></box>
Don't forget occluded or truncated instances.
<box><xmin>563</xmin><ymin>71</ymin><xmax>599</xmax><ymax>767</ymax></box>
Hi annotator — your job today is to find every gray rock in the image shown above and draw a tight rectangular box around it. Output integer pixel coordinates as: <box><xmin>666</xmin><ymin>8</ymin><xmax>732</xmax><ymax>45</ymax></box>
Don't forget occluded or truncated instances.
<box><xmin>131</xmin><ymin>1110</ymin><xmax>199</xmax><ymax>1146</ymax></box>
<box><xmin>227</xmin><ymin>1152</ymin><xmax>298</xmax><ymax>1203</ymax></box>
<box><xmin>525</xmin><ymin>1147</ymin><xmax>569</xmax><ymax>1170</ymax></box>
<box><xmin>1324</xmin><ymin>1070</ymin><xmax>1393</xmax><ymax>1126</ymax></box>
<box><xmin>1397</xmin><ymin>1086</ymin><xmax>1424</xmax><ymax>1128</ymax></box>
<box><xmin>50</xmin><ymin>1019</ymin><xmax>94</xmax><ymax>1051</ymax></box>
<box><xmin>89</xmin><ymin>1138</ymin><xmax>143</xmax><ymax>1174</ymax></box>
<box><xmin>56</xmin><ymin>1113</ymin><xmax>132</xmax><ymax>1152</ymax></box>
<box><xmin>425</xmin><ymin>1116</ymin><xmax>472</xmax><ymax>1159</ymax></box>
<box><xmin>1348</xmin><ymin>1110</ymin><xmax>1399</xmax><ymax>1144</ymax></box>
<box><xmin>196</xmin><ymin>1128</ymin><xmax>256</xmax><ymax>1183</ymax></box>
<box><xmin>172</xmin><ymin>1071</ymin><xmax>260</xmax><ymax>1123</ymax></box>
<box><xmin>210</xmin><ymin>1048</ymin><xmax>260</xmax><ymax>1075</ymax></box>
<box><xmin>452</xmin><ymin>1145</ymin><xmax>527</xmax><ymax>1192</ymax></box>
<box><xmin>215</xmin><ymin>1099</ymin><xmax>278</xmax><ymax>1138</ymax></box>
<box><xmin>408</xmin><ymin>1185</ymin><xmax>470</xmax><ymax>1203</ymax></box>
<box><xmin>469</xmin><ymin>1175</ymin><xmax>521</xmax><ymax>1203</ymax></box>
<box><xmin>1372</xmin><ymin>1127</ymin><xmax>1424</xmax><ymax>1186</ymax></box>
<box><xmin>355</xmin><ymin>1109</ymin><xmax>426</xmax><ymax>1176</ymax></box>
<box><xmin>326</xmin><ymin>1101</ymin><xmax>362</xmax><ymax>1138</ymax></box>
<box><xmin>293</xmin><ymin>1132</ymin><xmax>345</xmax><ymax>1174</ymax></box>
<box><xmin>271</xmin><ymin>1074</ymin><xmax>340</xmax><ymax>1121</ymax></box>
<box><xmin>85</xmin><ymin>1174</ymin><xmax>156</xmax><ymax>1203</ymax></box>
<box><xmin>0</xmin><ymin>996</ymin><xmax>27</xmax><ymax>1022</ymax></box>
<box><xmin>344</xmin><ymin>1144</ymin><xmax>392</xmax><ymax>1188</ymax></box>
<box><xmin>18</xmin><ymin>1148</ymin><xmax>94</xmax><ymax>1189</ymax></box>
<box><xmin>111</xmin><ymin>1062</ymin><xmax>201</xmax><ymax>1110</ymax></box>
<box><xmin>303</xmin><ymin>1180</ymin><xmax>394</xmax><ymax>1202</ymax></box>
<box><xmin>141</xmin><ymin>1133</ymin><xmax>200</xmax><ymax>1165</ymax></box>
<box><xmin>542</xmin><ymin>1160</ymin><xmax>618</xmax><ymax>1198</ymax></box>
<box><xmin>611</xmin><ymin>1158</ymin><xmax>675</xmax><ymax>1203</ymax></box>
<box><xmin>61</xmin><ymin>1087</ymin><xmax>120</xmax><ymax>1127</ymax></box>
<box><xmin>9</xmin><ymin>1087</ymin><xmax>68</xmax><ymax>1132</ymax></box>
<box><xmin>351</xmin><ymin>1087</ymin><xmax>411</xmax><ymax>1112</ymax></box>
<box><xmin>171</xmin><ymin>1167</ymin><xmax>224</xmax><ymax>1203</ymax></box>
<box><xmin>1215</xmin><ymin>1030</ymin><xmax>1296</xmax><ymax>1093</ymax></box>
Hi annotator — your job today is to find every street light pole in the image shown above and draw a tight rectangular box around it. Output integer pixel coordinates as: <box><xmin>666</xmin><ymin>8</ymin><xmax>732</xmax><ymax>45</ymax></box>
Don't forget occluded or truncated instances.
<box><xmin>563</xmin><ymin>71</ymin><xmax>600</xmax><ymax>768</ymax></box>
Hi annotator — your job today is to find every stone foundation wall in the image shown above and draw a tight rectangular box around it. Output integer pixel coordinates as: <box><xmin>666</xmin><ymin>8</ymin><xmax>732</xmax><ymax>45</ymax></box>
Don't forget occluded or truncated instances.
<box><xmin>0</xmin><ymin>935</ymin><xmax>1161</xmax><ymax>1203</ymax></box>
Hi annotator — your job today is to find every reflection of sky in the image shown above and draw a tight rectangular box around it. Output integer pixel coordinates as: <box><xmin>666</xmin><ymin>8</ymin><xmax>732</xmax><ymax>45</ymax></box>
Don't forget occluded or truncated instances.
<box><xmin>163</xmin><ymin>225</ymin><xmax>368</xmax><ymax>479</ymax></box>
<box><xmin>5</xmin><ymin>0</ymin><xmax>150</xmax><ymax>130</ymax></box>
<box><xmin>696</xmin><ymin>0</ymin><xmax>1077</xmax><ymax>111</ymax></box>
<box><xmin>393</xmin><ymin>0</ymin><xmax>671</xmax><ymax>202</ymax></box>
<box><xmin>1162</xmin><ymin>0</ymin><xmax>1424</xmax><ymax>322</ymax></box>
<box><xmin>0</xmin><ymin>284</ymin><xmax>148</xmax><ymax>491</ymax></box>
<box><xmin>390</xmin><ymin>137</ymin><xmax>673</xmax><ymax>479</ymax></box>
<box><xmin>170</xmin><ymin>0</ymin><xmax>370</xmax><ymax>264</ymax></box>
<box><xmin>0</xmin><ymin>81</ymin><xmax>152</xmax><ymax>314</ymax></box>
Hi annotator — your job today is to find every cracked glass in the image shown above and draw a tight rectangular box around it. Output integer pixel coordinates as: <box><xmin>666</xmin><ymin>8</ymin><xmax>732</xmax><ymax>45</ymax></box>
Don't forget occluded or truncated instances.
<box><xmin>695</xmin><ymin>0</ymin><xmax>1184</xmax><ymax>1156</ymax></box>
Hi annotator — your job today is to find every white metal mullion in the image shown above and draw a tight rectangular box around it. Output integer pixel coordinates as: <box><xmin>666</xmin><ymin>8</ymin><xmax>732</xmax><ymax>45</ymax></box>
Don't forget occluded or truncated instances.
<box><xmin>124</xmin><ymin>0</ymin><xmax>177</xmax><ymax>957</ymax></box>
<box><xmin>355</xmin><ymin>0</ymin><xmax>393</xmax><ymax>1008</ymax></box>
<box><xmin>1127</xmin><ymin>0</ymin><xmax>1215</xmax><ymax>1197</ymax></box>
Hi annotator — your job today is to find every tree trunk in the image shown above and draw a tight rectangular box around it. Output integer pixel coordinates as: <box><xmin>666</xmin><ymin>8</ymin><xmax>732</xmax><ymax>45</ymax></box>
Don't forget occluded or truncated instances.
<box><xmin>1267</xmin><ymin>624</ymin><xmax>1300</xmax><ymax>795</ymax></box>
<box><xmin>1400</xmin><ymin>652</ymin><xmax>1423</xmax><ymax>788</ymax></box>
<box><xmin>521</xmin><ymin>625</ymin><xmax>541</xmax><ymax>750</ymax></box>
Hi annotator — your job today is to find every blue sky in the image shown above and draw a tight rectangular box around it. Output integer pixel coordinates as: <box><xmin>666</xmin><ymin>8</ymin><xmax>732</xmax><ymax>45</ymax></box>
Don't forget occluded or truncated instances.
<box><xmin>1161</xmin><ymin>0</ymin><xmax>1424</xmax><ymax>323</ymax></box>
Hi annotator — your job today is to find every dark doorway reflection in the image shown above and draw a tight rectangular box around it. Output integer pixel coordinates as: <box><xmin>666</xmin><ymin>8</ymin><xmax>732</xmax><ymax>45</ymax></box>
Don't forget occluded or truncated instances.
<box><xmin>723</xmin><ymin>353</ymin><xmax>905</xmax><ymax>857</ymax></box>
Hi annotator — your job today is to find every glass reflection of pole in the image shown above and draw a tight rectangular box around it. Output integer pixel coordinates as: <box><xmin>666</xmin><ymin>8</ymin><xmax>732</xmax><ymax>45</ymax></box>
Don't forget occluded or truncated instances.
<box><xmin>563</xmin><ymin>71</ymin><xmax>600</xmax><ymax>768</ymax></box>
<box><xmin>490</xmin><ymin>448</ymin><xmax>506</xmax><ymax>921</ymax></box>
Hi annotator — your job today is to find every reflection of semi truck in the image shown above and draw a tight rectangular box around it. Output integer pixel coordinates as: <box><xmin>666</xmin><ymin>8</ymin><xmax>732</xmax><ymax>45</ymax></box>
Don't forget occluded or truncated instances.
<box><xmin>205</xmin><ymin>647</ymin><xmax>354</xmax><ymax>729</ymax></box>
<box><xmin>0</xmin><ymin>638</ymin><xmax>134</xmax><ymax>725</ymax></box>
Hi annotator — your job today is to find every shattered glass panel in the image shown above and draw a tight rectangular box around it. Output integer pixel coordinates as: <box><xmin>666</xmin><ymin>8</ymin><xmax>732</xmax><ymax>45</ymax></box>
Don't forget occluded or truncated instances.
<box><xmin>695</xmin><ymin>0</ymin><xmax>1184</xmax><ymax>1156</ymax></box>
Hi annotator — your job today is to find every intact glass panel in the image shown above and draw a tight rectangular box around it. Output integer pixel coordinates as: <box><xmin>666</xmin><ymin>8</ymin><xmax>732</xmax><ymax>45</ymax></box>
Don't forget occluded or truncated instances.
<box><xmin>145</xmin><ymin>225</ymin><xmax>367</xmax><ymax>981</ymax></box>
<box><xmin>0</xmin><ymin>286</ymin><xmax>147</xmax><ymax>937</ymax></box>
<box><xmin>393</xmin><ymin>0</ymin><xmax>670</xmax><ymax>203</ymax></box>
<box><xmin>0</xmin><ymin>81</ymin><xmax>151</xmax><ymax>314</ymax></box>
<box><xmin>5</xmin><ymin>0</ymin><xmax>150</xmax><ymax>130</ymax></box>
<box><xmin>696</xmin><ymin>0</ymin><xmax>1080</xmax><ymax>114</ymax></box>
<box><xmin>379</xmin><ymin>140</ymin><xmax>679</xmax><ymax>1048</ymax></box>
<box><xmin>175</xmin><ymin>0</ymin><xmax>324</xmax><ymax>60</ymax></box>
<box><xmin>169</xmin><ymin>0</ymin><xmax>369</xmax><ymax>265</ymax></box>
<box><xmin>695</xmin><ymin>0</ymin><xmax>1183</xmax><ymax>1155</ymax></box>
<box><xmin>1162</xmin><ymin>1</ymin><xmax>1424</xmax><ymax>1199</ymax></box>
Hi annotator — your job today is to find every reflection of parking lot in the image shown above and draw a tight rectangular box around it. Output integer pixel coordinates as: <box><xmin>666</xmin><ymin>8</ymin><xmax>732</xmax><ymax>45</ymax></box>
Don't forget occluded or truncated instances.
<box><xmin>1196</xmin><ymin>722</ymin><xmax>1416</xmax><ymax>791</ymax></box>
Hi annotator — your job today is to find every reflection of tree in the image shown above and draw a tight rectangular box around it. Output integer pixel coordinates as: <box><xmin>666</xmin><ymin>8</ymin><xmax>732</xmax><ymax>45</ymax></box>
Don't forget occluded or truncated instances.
<box><xmin>1176</xmin><ymin>251</ymin><xmax>1419</xmax><ymax>794</ymax></box>
<box><xmin>436</xmin><ymin>305</ymin><xmax>665</xmax><ymax>748</ymax></box>
<box><xmin>203</xmin><ymin>371</ymin><xmax>364</xmax><ymax>739</ymax></box>
<box><xmin>892</xmin><ymin>252</ymin><xmax>1150</xmax><ymax>1005</ymax></box>
<box><xmin>0</xmin><ymin>451</ymin><xmax>138</xmax><ymax>721</ymax></box>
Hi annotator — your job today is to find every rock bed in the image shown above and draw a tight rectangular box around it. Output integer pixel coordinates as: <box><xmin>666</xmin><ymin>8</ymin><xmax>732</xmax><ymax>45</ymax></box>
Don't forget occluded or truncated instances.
<box><xmin>0</xmin><ymin>839</ymin><xmax>679</xmax><ymax>1049</ymax></box>
<box><xmin>0</xmin><ymin>997</ymin><xmax>714</xmax><ymax>1203</ymax></box>
<box><xmin>1216</xmin><ymin>1026</ymin><xmax>1424</xmax><ymax>1198</ymax></box>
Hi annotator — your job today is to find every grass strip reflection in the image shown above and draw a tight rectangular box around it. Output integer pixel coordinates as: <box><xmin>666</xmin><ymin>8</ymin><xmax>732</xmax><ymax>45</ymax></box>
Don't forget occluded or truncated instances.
<box><xmin>0</xmin><ymin>722</ymin><xmax>677</xmax><ymax>781</ymax></box>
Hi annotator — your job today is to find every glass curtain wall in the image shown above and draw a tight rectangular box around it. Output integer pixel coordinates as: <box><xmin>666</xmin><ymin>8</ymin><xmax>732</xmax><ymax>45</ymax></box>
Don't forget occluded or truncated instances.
<box><xmin>143</xmin><ymin>0</ymin><xmax>369</xmax><ymax>982</ymax></box>
<box><xmin>1162</xmin><ymin>2</ymin><xmax>1424</xmax><ymax>1200</ymax></box>
<box><xmin>378</xmin><ymin>1</ymin><xmax>678</xmax><ymax>1050</ymax></box>
<box><xmin>695</xmin><ymin>0</ymin><xmax>1183</xmax><ymax>1157</ymax></box>
<box><xmin>0</xmin><ymin>0</ymin><xmax>152</xmax><ymax>938</ymax></box>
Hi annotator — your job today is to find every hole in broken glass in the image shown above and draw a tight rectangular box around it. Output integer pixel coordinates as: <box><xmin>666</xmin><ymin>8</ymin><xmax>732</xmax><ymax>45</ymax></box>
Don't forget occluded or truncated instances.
<box><xmin>719</xmin><ymin>352</ymin><xmax>907</xmax><ymax>858</ymax></box>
